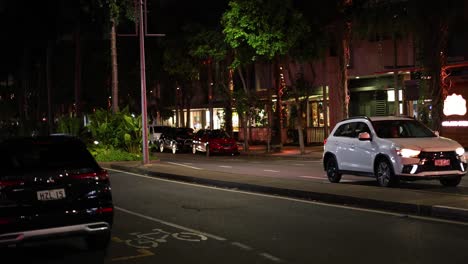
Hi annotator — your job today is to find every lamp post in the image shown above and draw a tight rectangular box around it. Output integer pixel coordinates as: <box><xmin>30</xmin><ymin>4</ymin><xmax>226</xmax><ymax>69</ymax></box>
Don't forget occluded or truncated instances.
<box><xmin>138</xmin><ymin>0</ymin><xmax>150</xmax><ymax>164</ymax></box>
<box><xmin>137</xmin><ymin>0</ymin><xmax>165</xmax><ymax>165</ymax></box>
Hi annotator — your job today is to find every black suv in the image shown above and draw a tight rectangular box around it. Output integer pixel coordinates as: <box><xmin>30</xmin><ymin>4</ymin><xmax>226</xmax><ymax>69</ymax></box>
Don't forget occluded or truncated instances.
<box><xmin>158</xmin><ymin>127</ymin><xmax>194</xmax><ymax>154</ymax></box>
<box><xmin>0</xmin><ymin>135</ymin><xmax>113</xmax><ymax>249</ymax></box>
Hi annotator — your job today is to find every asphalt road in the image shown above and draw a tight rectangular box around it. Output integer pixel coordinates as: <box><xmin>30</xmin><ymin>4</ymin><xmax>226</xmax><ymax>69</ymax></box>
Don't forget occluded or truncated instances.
<box><xmin>5</xmin><ymin>169</ymin><xmax>468</xmax><ymax>264</ymax></box>
<box><xmin>154</xmin><ymin>152</ymin><xmax>468</xmax><ymax>195</ymax></box>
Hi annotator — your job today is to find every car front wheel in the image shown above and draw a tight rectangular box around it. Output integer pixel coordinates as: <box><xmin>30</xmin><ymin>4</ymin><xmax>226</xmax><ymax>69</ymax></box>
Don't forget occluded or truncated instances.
<box><xmin>326</xmin><ymin>157</ymin><xmax>341</xmax><ymax>183</ymax></box>
<box><xmin>159</xmin><ymin>143</ymin><xmax>164</xmax><ymax>152</ymax></box>
<box><xmin>375</xmin><ymin>159</ymin><xmax>399</xmax><ymax>187</ymax></box>
<box><xmin>440</xmin><ymin>176</ymin><xmax>462</xmax><ymax>187</ymax></box>
<box><xmin>192</xmin><ymin>144</ymin><xmax>197</xmax><ymax>154</ymax></box>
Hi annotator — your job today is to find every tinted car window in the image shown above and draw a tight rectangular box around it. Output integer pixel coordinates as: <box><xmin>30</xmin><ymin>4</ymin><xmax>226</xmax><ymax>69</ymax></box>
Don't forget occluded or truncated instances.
<box><xmin>0</xmin><ymin>139</ymin><xmax>99</xmax><ymax>177</ymax></box>
<box><xmin>333</xmin><ymin>123</ymin><xmax>357</xmax><ymax>138</ymax></box>
<box><xmin>354</xmin><ymin>122</ymin><xmax>371</xmax><ymax>135</ymax></box>
<box><xmin>372</xmin><ymin>120</ymin><xmax>436</xmax><ymax>138</ymax></box>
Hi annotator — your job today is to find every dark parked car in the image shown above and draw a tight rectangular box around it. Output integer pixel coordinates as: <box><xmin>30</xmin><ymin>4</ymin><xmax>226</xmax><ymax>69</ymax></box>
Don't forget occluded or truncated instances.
<box><xmin>192</xmin><ymin>129</ymin><xmax>239</xmax><ymax>156</ymax></box>
<box><xmin>0</xmin><ymin>135</ymin><xmax>113</xmax><ymax>249</ymax></box>
<box><xmin>149</xmin><ymin>125</ymin><xmax>171</xmax><ymax>146</ymax></box>
<box><xmin>158</xmin><ymin>127</ymin><xmax>194</xmax><ymax>154</ymax></box>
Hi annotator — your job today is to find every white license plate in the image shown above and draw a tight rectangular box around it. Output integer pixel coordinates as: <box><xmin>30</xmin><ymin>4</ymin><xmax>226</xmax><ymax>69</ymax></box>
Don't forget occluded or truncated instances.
<box><xmin>434</xmin><ymin>159</ymin><xmax>450</xmax><ymax>166</ymax></box>
<box><xmin>37</xmin><ymin>189</ymin><xmax>66</xmax><ymax>201</ymax></box>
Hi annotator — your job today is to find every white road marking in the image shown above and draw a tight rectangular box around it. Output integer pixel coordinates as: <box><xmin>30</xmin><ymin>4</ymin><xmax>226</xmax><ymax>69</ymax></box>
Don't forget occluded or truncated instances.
<box><xmin>219</xmin><ymin>165</ymin><xmax>233</xmax><ymax>169</ymax></box>
<box><xmin>299</xmin><ymin>176</ymin><xmax>354</xmax><ymax>182</ymax></box>
<box><xmin>259</xmin><ymin>253</ymin><xmax>282</xmax><ymax>263</ymax></box>
<box><xmin>263</xmin><ymin>170</ymin><xmax>280</xmax><ymax>173</ymax></box>
<box><xmin>231</xmin><ymin>242</ymin><xmax>253</xmax><ymax>251</ymax></box>
<box><xmin>115</xmin><ymin>206</ymin><xmax>226</xmax><ymax>241</ymax></box>
<box><xmin>106</xmin><ymin>168</ymin><xmax>468</xmax><ymax>226</ymax></box>
<box><xmin>293</xmin><ymin>164</ymin><xmax>305</xmax><ymax>166</ymax></box>
<box><xmin>166</xmin><ymin>162</ymin><xmax>202</xmax><ymax>170</ymax></box>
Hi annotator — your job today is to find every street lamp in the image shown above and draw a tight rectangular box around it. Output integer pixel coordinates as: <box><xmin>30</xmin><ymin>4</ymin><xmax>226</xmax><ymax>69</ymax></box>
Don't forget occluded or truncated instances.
<box><xmin>136</xmin><ymin>0</ymin><xmax>165</xmax><ymax>165</ymax></box>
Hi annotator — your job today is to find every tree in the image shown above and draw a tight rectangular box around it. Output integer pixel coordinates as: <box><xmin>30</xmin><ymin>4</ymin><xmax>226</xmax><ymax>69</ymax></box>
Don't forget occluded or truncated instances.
<box><xmin>405</xmin><ymin>0</ymin><xmax>466</xmax><ymax>132</ymax></box>
<box><xmin>222</xmin><ymin>0</ymin><xmax>309</xmax><ymax>151</ymax></box>
<box><xmin>100</xmin><ymin>0</ymin><xmax>136</xmax><ymax>114</ymax></box>
<box><xmin>163</xmin><ymin>37</ymin><xmax>200</xmax><ymax>127</ymax></box>
<box><xmin>189</xmin><ymin>27</ymin><xmax>234</xmax><ymax>135</ymax></box>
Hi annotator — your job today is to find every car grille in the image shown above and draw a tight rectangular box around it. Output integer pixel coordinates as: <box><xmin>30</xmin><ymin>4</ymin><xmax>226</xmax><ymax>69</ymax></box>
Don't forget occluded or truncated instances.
<box><xmin>416</xmin><ymin>151</ymin><xmax>462</xmax><ymax>172</ymax></box>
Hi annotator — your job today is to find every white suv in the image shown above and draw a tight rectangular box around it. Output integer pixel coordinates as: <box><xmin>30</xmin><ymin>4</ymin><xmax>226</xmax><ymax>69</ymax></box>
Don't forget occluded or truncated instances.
<box><xmin>323</xmin><ymin>116</ymin><xmax>467</xmax><ymax>187</ymax></box>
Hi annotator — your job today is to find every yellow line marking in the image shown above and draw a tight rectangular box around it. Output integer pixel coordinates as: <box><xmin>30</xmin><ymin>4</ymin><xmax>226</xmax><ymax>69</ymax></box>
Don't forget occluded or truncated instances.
<box><xmin>112</xmin><ymin>236</ymin><xmax>124</xmax><ymax>243</ymax></box>
<box><xmin>111</xmin><ymin>249</ymin><xmax>154</xmax><ymax>262</ymax></box>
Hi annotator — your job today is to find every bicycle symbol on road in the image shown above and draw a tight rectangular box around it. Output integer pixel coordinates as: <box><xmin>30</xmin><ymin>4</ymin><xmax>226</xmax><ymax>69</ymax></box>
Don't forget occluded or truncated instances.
<box><xmin>125</xmin><ymin>228</ymin><xmax>208</xmax><ymax>249</ymax></box>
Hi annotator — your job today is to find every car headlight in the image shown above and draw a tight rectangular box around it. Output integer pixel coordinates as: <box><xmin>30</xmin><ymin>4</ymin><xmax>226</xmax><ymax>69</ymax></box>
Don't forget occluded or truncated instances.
<box><xmin>397</xmin><ymin>148</ymin><xmax>421</xmax><ymax>158</ymax></box>
<box><xmin>456</xmin><ymin>147</ymin><xmax>465</xmax><ymax>156</ymax></box>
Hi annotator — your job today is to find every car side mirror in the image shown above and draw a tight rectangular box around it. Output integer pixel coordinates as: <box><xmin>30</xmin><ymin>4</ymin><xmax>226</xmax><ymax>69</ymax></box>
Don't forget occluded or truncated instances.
<box><xmin>358</xmin><ymin>132</ymin><xmax>371</xmax><ymax>141</ymax></box>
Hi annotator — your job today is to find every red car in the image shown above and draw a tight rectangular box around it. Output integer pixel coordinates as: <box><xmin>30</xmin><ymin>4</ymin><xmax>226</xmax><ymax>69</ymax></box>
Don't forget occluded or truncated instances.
<box><xmin>192</xmin><ymin>129</ymin><xmax>239</xmax><ymax>156</ymax></box>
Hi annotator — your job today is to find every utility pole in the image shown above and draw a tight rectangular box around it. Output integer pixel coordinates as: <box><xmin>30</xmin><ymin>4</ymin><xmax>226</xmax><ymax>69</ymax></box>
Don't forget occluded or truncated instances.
<box><xmin>136</xmin><ymin>0</ymin><xmax>165</xmax><ymax>164</ymax></box>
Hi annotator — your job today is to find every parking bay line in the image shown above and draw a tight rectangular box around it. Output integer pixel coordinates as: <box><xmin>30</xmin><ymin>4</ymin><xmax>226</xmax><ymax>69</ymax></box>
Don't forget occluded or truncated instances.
<box><xmin>263</xmin><ymin>169</ymin><xmax>280</xmax><ymax>173</ymax></box>
<box><xmin>115</xmin><ymin>206</ymin><xmax>226</xmax><ymax>241</ymax></box>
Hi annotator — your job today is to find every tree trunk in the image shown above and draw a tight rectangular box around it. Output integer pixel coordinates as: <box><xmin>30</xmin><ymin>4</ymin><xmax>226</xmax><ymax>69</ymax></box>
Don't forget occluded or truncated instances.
<box><xmin>20</xmin><ymin>47</ymin><xmax>32</xmax><ymax>136</ymax></box>
<box><xmin>207</xmin><ymin>61</ymin><xmax>214</xmax><ymax>129</ymax></box>
<box><xmin>321</xmin><ymin>59</ymin><xmax>329</xmax><ymax>139</ymax></box>
<box><xmin>236</xmin><ymin>66</ymin><xmax>250</xmax><ymax>151</ymax></box>
<box><xmin>338</xmin><ymin>23</ymin><xmax>351</xmax><ymax>120</ymax></box>
<box><xmin>274</xmin><ymin>57</ymin><xmax>283</xmax><ymax>149</ymax></box>
<box><xmin>110</xmin><ymin>18</ymin><xmax>119</xmax><ymax>113</ymax></box>
<box><xmin>393</xmin><ymin>34</ymin><xmax>399</xmax><ymax>116</ymax></box>
<box><xmin>46</xmin><ymin>41</ymin><xmax>53</xmax><ymax>134</ymax></box>
<box><xmin>74</xmin><ymin>21</ymin><xmax>82</xmax><ymax>117</ymax></box>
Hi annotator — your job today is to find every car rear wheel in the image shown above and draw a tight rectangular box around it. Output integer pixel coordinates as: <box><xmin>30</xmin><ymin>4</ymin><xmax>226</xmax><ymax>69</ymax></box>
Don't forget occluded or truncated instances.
<box><xmin>86</xmin><ymin>231</ymin><xmax>111</xmax><ymax>250</ymax></box>
<box><xmin>326</xmin><ymin>157</ymin><xmax>341</xmax><ymax>183</ymax></box>
<box><xmin>375</xmin><ymin>159</ymin><xmax>399</xmax><ymax>187</ymax></box>
<box><xmin>440</xmin><ymin>176</ymin><xmax>462</xmax><ymax>187</ymax></box>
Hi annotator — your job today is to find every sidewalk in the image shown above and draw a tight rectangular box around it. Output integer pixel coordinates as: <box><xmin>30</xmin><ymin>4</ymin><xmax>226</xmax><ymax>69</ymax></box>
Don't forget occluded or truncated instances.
<box><xmin>101</xmin><ymin>146</ymin><xmax>468</xmax><ymax>223</ymax></box>
<box><xmin>237</xmin><ymin>144</ymin><xmax>324</xmax><ymax>160</ymax></box>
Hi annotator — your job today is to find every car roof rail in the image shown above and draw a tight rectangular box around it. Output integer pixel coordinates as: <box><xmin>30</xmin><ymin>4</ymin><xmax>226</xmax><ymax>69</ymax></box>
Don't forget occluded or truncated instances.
<box><xmin>342</xmin><ymin>116</ymin><xmax>371</xmax><ymax>122</ymax></box>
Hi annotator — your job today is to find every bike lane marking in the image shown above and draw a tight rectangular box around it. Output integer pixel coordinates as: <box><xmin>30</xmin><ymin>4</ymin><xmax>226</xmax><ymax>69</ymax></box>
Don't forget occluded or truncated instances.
<box><xmin>114</xmin><ymin>206</ymin><xmax>284</xmax><ymax>263</ymax></box>
<box><xmin>115</xmin><ymin>206</ymin><xmax>226</xmax><ymax>241</ymax></box>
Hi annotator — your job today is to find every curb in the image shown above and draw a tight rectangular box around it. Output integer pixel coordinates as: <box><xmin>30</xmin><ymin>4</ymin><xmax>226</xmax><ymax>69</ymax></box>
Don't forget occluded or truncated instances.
<box><xmin>110</xmin><ymin>164</ymin><xmax>468</xmax><ymax>223</ymax></box>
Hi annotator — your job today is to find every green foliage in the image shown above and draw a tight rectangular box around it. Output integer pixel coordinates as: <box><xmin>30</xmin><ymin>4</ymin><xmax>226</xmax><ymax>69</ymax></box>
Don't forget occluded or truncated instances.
<box><xmin>222</xmin><ymin>0</ymin><xmax>310</xmax><ymax>60</ymax></box>
<box><xmin>99</xmin><ymin>0</ymin><xmax>136</xmax><ymax>24</ymax></box>
<box><xmin>86</xmin><ymin>107</ymin><xmax>142</xmax><ymax>154</ymax></box>
<box><xmin>163</xmin><ymin>39</ymin><xmax>200</xmax><ymax>81</ymax></box>
<box><xmin>188</xmin><ymin>28</ymin><xmax>228</xmax><ymax>63</ymax></box>
<box><xmin>56</xmin><ymin>115</ymin><xmax>82</xmax><ymax>136</ymax></box>
<box><xmin>89</xmin><ymin>145</ymin><xmax>141</xmax><ymax>162</ymax></box>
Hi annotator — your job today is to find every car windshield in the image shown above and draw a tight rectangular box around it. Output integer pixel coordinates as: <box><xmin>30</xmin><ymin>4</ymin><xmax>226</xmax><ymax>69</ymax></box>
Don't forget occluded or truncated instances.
<box><xmin>208</xmin><ymin>130</ymin><xmax>230</xmax><ymax>139</ymax></box>
<box><xmin>372</xmin><ymin>120</ymin><xmax>436</xmax><ymax>138</ymax></box>
<box><xmin>175</xmin><ymin>128</ymin><xmax>193</xmax><ymax>136</ymax></box>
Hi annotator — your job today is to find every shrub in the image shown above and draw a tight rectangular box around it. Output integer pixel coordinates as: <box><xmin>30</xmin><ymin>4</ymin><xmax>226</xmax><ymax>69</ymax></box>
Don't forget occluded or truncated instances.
<box><xmin>89</xmin><ymin>146</ymin><xmax>141</xmax><ymax>162</ymax></box>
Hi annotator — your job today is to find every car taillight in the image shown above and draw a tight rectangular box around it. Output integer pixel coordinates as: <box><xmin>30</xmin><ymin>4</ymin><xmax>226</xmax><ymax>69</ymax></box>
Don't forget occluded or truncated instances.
<box><xmin>97</xmin><ymin>207</ymin><xmax>114</xmax><ymax>214</ymax></box>
<box><xmin>70</xmin><ymin>170</ymin><xmax>109</xmax><ymax>181</ymax></box>
<box><xmin>323</xmin><ymin>138</ymin><xmax>327</xmax><ymax>145</ymax></box>
<box><xmin>0</xmin><ymin>217</ymin><xmax>11</xmax><ymax>225</ymax></box>
<box><xmin>0</xmin><ymin>180</ymin><xmax>25</xmax><ymax>188</ymax></box>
